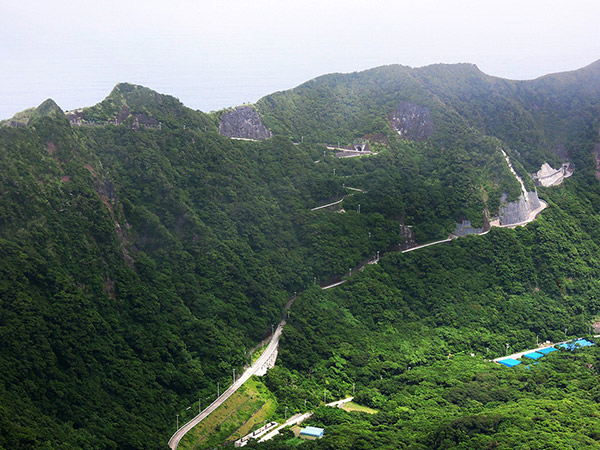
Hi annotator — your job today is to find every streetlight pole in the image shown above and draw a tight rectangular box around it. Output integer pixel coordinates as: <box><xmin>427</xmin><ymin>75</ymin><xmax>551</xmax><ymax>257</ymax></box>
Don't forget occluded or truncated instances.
<box><xmin>233</xmin><ymin>368</ymin><xmax>236</xmax><ymax>385</ymax></box>
<box><xmin>199</xmin><ymin>397</ymin><xmax>201</xmax><ymax>414</ymax></box>
<box><xmin>176</xmin><ymin>413</ymin><xmax>179</xmax><ymax>430</ymax></box>
<box><xmin>217</xmin><ymin>382</ymin><xmax>220</xmax><ymax>398</ymax></box>
<box><xmin>352</xmin><ymin>383</ymin><xmax>355</xmax><ymax>396</ymax></box>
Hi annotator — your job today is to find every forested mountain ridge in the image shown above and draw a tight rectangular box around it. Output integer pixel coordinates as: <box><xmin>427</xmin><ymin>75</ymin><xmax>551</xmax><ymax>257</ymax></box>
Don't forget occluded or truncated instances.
<box><xmin>256</xmin><ymin>59</ymin><xmax>600</xmax><ymax>171</ymax></box>
<box><xmin>0</xmin><ymin>95</ymin><xmax>401</xmax><ymax>449</ymax></box>
<box><xmin>1</xmin><ymin>60</ymin><xmax>600</xmax><ymax>449</ymax></box>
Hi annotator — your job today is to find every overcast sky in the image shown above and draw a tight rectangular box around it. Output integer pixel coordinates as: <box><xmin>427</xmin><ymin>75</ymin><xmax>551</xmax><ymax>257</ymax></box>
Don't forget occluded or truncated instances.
<box><xmin>2</xmin><ymin>0</ymin><xmax>600</xmax><ymax>119</ymax></box>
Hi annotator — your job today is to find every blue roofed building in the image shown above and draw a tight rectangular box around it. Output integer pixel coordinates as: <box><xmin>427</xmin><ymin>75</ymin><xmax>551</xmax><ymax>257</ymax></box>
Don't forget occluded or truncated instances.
<box><xmin>300</xmin><ymin>427</ymin><xmax>325</xmax><ymax>440</ymax></box>
<box><xmin>497</xmin><ymin>358</ymin><xmax>521</xmax><ymax>367</ymax></box>
<box><xmin>559</xmin><ymin>339</ymin><xmax>595</xmax><ymax>350</ymax></box>
<box><xmin>523</xmin><ymin>352</ymin><xmax>544</xmax><ymax>360</ymax></box>
<box><xmin>538</xmin><ymin>347</ymin><xmax>558</xmax><ymax>355</ymax></box>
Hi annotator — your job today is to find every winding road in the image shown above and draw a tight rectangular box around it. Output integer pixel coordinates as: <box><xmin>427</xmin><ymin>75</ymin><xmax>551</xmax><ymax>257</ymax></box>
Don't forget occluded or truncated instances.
<box><xmin>169</xmin><ymin>148</ymin><xmax>550</xmax><ymax>448</ymax></box>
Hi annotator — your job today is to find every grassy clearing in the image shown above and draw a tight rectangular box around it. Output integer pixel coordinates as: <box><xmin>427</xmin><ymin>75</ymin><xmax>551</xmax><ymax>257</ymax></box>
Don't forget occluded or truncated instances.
<box><xmin>226</xmin><ymin>395</ymin><xmax>277</xmax><ymax>441</ymax></box>
<box><xmin>340</xmin><ymin>401</ymin><xmax>378</xmax><ymax>414</ymax></box>
<box><xmin>178</xmin><ymin>377</ymin><xmax>276</xmax><ymax>450</ymax></box>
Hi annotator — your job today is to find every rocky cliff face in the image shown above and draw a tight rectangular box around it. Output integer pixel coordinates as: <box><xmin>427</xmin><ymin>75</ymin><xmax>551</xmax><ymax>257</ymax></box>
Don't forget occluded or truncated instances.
<box><xmin>399</xmin><ymin>224</ymin><xmax>416</xmax><ymax>250</ymax></box>
<box><xmin>219</xmin><ymin>106</ymin><xmax>272</xmax><ymax>140</ymax></box>
<box><xmin>498</xmin><ymin>191</ymin><xmax>541</xmax><ymax>225</ymax></box>
<box><xmin>533</xmin><ymin>162</ymin><xmax>573</xmax><ymax>187</ymax></box>
<box><xmin>389</xmin><ymin>101</ymin><xmax>434</xmax><ymax>141</ymax></box>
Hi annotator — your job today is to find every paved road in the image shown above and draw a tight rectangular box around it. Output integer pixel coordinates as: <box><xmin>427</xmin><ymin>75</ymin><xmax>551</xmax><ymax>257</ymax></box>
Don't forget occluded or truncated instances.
<box><xmin>257</xmin><ymin>397</ymin><xmax>354</xmax><ymax>443</ymax></box>
<box><xmin>170</xmin><ymin>147</ymin><xmax>549</xmax><ymax>447</ymax></box>
<box><xmin>168</xmin><ymin>320</ymin><xmax>286</xmax><ymax>450</ymax></box>
<box><xmin>311</xmin><ymin>197</ymin><xmax>346</xmax><ymax>211</ymax></box>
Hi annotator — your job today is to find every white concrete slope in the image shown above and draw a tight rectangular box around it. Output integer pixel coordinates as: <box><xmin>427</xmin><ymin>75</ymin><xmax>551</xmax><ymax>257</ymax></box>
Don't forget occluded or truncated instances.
<box><xmin>168</xmin><ymin>320</ymin><xmax>285</xmax><ymax>450</ymax></box>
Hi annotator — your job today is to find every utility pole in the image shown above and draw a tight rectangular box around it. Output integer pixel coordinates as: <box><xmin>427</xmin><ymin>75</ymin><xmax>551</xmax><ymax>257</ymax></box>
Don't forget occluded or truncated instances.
<box><xmin>176</xmin><ymin>413</ymin><xmax>179</xmax><ymax>430</ymax></box>
<box><xmin>349</xmin><ymin>268</ymin><xmax>352</xmax><ymax>277</ymax></box>
<box><xmin>536</xmin><ymin>334</ymin><xmax>539</xmax><ymax>346</ymax></box>
<box><xmin>217</xmin><ymin>382</ymin><xmax>220</xmax><ymax>398</ymax></box>
<box><xmin>285</xmin><ymin>406</ymin><xmax>288</xmax><ymax>419</ymax></box>
<box><xmin>199</xmin><ymin>397</ymin><xmax>201</xmax><ymax>414</ymax></box>
<box><xmin>357</xmin><ymin>204</ymin><xmax>360</xmax><ymax>214</ymax></box>
<box><xmin>271</xmin><ymin>323</ymin><xmax>274</xmax><ymax>336</ymax></box>
<box><xmin>233</xmin><ymin>368</ymin><xmax>236</xmax><ymax>385</ymax></box>
<box><xmin>505</xmin><ymin>343</ymin><xmax>509</xmax><ymax>356</ymax></box>
<box><xmin>352</xmin><ymin>383</ymin><xmax>355</xmax><ymax>396</ymax></box>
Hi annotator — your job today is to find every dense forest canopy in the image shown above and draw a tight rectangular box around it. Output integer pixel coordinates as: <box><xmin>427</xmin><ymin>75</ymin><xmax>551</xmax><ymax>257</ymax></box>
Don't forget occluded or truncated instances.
<box><xmin>1</xmin><ymin>60</ymin><xmax>600</xmax><ymax>449</ymax></box>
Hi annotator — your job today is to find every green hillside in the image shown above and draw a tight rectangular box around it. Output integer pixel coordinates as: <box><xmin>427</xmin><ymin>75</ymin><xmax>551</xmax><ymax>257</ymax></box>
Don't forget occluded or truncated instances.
<box><xmin>1</xmin><ymin>60</ymin><xmax>600</xmax><ymax>449</ymax></box>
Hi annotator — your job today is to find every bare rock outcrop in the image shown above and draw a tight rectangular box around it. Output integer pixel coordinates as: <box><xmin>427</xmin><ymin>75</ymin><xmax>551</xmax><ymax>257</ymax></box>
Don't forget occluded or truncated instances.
<box><xmin>498</xmin><ymin>191</ymin><xmax>541</xmax><ymax>225</ymax></box>
<box><xmin>533</xmin><ymin>162</ymin><xmax>573</xmax><ymax>187</ymax></box>
<box><xmin>219</xmin><ymin>106</ymin><xmax>272</xmax><ymax>140</ymax></box>
<box><xmin>390</xmin><ymin>101</ymin><xmax>434</xmax><ymax>141</ymax></box>
<box><xmin>399</xmin><ymin>224</ymin><xmax>416</xmax><ymax>250</ymax></box>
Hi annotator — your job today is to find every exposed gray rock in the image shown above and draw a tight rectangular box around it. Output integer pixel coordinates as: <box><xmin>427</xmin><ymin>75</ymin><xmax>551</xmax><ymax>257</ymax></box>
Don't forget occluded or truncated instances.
<box><xmin>219</xmin><ymin>106</ymin><xmax>272</xmax><ymax>140</ymax></box>
<box><xmin>390</xmin><ymin>101</ymin><xmax>434</xmax><ymax>141</ymax></box>
<box><xmin>399</xmin><ymin>224</ymin><xmax>416</xmax><ymax>250</ymax></box>
<box><xmin>454</xmin><ymin>220</ymin><xmax>484</xmax><ymax>237</ymax></box>
<box><xmin>498</xmin><ymin>191</ymin><xmax>541</xmax><ymax>225</ymax></box>
<box><xmin>532</xmin><ymin>162</ymin><xmax>573</xmax><ymax>187</ymax></box>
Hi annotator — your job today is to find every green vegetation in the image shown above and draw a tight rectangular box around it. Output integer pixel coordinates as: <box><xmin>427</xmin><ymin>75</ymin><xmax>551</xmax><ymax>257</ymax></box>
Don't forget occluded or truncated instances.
<box><xmin>340</xmin><ymin>402</ymin><xmax>378</xmax><ymax>414</ymax></box>
<box><xmin>256</xmin><ymin>119</ymin><xmax>600</xmax><ymax>448</ymax></box>
<box><xmin>178</xmin><ymin>377</ymin><xmax>276</xmax><ymax>450</ymax></box>
<box><xmin>2</xmin><ymin>59</ymin><xmax>600</xmax><ymax>449</ymax></box>
<box><xmin>254</xmin><ymin>350</ymin><xmax>600</xmax><ymax>450</ymax></box>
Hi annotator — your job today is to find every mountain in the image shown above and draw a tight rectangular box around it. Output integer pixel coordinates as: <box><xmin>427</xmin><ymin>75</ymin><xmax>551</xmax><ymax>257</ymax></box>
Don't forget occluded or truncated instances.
<box><xmin>256</xmin><ymin>61</ymin><xmax>600</xmax><ymax>170</ymax></box>
<box><xmin>1</xmin><ymin>60</ymin><xmax>600</xmax><ymax>449</ymax></box>
<box><xmin>65</xmin><ymin>83</ymin><xmax>217</xmax><ymax>132</ymax></box>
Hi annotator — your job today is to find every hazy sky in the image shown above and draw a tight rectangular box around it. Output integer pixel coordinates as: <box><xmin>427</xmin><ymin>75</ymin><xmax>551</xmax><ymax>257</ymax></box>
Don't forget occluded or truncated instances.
<box><xmin>3</xmin><ymin>0</ymin><xmax>600</xmax><ymax>119</ymax></box>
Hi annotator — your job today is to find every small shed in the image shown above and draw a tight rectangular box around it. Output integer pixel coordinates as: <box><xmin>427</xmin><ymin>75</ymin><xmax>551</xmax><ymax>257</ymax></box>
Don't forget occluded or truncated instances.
<box><xmin>559</xmin><ymin>339</ymin><xmax>595</xmax><ymax>350</ymax></box>
<box><xmin>523</xmin><ymin>352</ymin><xmax>544</xmax><ymax>360</ymax></box>
<box><xmin>497</xmin><ymin>358</ymin><xmax>521</xmax><ymax>368</ymax></box>
<box><xmin>299</xmin><ymin>426</ymin><xmax>325</xmax><ymax>440</ymax></box>
<box><xmin>574</xmin><ymin>338</ymin><xmax>594</xmax><ymax>348</ymax></box>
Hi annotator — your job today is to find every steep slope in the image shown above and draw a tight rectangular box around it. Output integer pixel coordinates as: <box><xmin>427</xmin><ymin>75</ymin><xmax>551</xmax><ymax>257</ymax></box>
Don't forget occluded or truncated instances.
<box><xmin>256</xmin><ymin>61</ymin><xmax>600</xmax><ymax>169</ymax></box>
<box><xmin>66</xmin><ymin>83</ymin><xmax>217</xmax><ymax>132</ymax></box>
<box><xmin>263</xmin><ymin>119</ymin><xmax>600</xmax><ymax>450</ymax></box>
<box><xmin>0</xmin><ymin>98</ymin><xmax>404</xmax><ymax>449</ymax></box>
<box><xmin>2</xmin><ymin>60</ymin><xmax>600</xmax><ymax>449</ymax></box>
